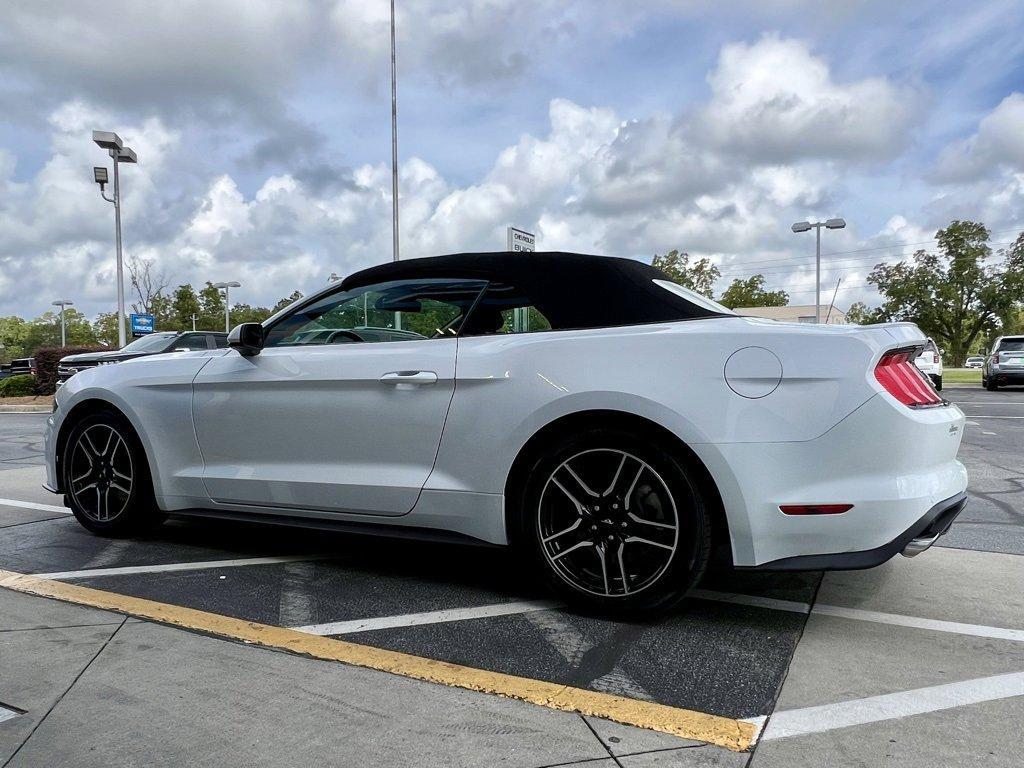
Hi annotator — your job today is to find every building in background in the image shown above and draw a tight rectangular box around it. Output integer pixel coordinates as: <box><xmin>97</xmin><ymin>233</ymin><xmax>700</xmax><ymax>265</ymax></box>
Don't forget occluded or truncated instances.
<box><xmin>735</xmin><ymin>305</ymin><xmax>848</xmax><ymax>325</ymax></box>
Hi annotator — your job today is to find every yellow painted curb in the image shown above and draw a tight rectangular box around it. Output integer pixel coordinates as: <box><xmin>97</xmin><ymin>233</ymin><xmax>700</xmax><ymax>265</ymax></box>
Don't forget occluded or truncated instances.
<box><xmin>0</xmin><ymin>568</ymin><xmax>755</xmax><ymax>751</ymax></box>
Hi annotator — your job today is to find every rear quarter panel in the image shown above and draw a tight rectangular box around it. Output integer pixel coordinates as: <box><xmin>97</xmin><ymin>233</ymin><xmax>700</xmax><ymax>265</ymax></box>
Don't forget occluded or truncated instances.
<box><xmin>429</xmin><ymin>317</ymin><xmax>893</xmax><ymax>498</ymax></box>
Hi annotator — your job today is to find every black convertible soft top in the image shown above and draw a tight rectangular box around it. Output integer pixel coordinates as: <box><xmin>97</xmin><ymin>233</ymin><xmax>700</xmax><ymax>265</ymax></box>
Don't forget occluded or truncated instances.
<box><xmin>342</xmin><ymin>252</ymin><xmax>728</xmax><ymax>330</ymax></box>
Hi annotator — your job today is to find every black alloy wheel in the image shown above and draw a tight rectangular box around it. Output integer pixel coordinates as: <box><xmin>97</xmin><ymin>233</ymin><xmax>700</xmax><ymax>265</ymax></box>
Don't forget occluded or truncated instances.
<box><xmin>62</xmin><ymin>411</ymin><xmax>162</xmax><ymax>536</ymax></box>
<box><xmin>519</xmin><ymin>427</ymin><xmax>711</xmax><ymax>614</ymax></box>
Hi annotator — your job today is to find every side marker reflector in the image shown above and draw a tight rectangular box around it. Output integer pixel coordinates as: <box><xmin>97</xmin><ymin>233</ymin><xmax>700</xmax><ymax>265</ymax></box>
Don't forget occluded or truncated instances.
<box><xmin>780</xmin><ymin>504</ymin><xmax>853</xmax><ymax>516</ymax></box>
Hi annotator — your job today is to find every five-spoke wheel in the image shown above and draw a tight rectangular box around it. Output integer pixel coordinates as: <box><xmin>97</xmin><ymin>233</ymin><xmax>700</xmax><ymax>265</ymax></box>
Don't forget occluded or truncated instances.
<box><xmin>61</xmin><ymin>410</ymin><xmax>161</xmax><ymax>535</ymax></box>
<box><xmin>520</xmin><ymin>427</ymin><xmax>711</xmax><ymax>613</ymax></box>
<box><xmin>538</xmin><ymin>449</ymin><xmax>679</xmax><ymax>598</ymax></box>
<box><xmin>68</xmin><ymin>423</ymin><xmax>134</xmax><ymax>523</ymax></box>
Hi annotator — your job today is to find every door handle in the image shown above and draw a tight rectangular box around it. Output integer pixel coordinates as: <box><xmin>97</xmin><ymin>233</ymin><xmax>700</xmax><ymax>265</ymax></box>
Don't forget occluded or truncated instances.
<box><xmin>379</xmin><ymin>370</ymin><xmax>438</xmax><ymax>386</ymax></box>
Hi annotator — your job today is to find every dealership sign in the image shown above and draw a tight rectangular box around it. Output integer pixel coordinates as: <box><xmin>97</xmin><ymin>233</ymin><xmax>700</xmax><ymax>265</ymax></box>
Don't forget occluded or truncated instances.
<box><xmin>130</xmin><ymin>313</ymin><xmax>155</xmax><ymax>337</ymax></box>
<box><xmin>506</xmin><ymin>227</ymin><xmax>535</xmax><ymax>252</ymax></box>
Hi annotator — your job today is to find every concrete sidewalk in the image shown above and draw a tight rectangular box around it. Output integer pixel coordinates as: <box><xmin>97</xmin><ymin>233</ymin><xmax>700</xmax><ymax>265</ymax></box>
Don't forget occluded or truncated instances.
<box><xmin>0</xmin><ymin>587</ymin><xmax>745</xmax><ymax>768</ymax></box>
<box><xmin>752</xmin><ymin>547</ymin><xmax>1024</xmax><ymax>768</ymax></box>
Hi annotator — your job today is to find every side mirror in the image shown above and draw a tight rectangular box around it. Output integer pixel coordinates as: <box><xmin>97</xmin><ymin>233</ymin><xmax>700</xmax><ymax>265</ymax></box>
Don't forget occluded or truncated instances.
<box><xmin>228</xmin><ymin>323</ymin><xmax>265</xmax><ymax>356</ymax></box>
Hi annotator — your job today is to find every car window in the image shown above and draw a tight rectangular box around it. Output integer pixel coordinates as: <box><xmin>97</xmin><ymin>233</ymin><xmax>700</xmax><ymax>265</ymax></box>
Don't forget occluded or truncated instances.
<box><xmin>119</xmin><ymin>332</ymin><xmax>178</xmax><ymax>353</ymax></box>
<box><xmin>263</xmin><ymin>279</ymin><xmax>488</xmax><ymax>348</ymax></box>
<box><xmin>460</xmin><ymin>283</ymin><xmax>553</xmax><ymax>336</ymax></box>
<box><xmin>653</xmin><ymin>279</ymin><xmax>736</xmax><ymax>315</ymax></box>
<box><xmin>997</xmin><ymin>339</ymin><xmax>1024</xmax><ymax>352</ymax></box>
<box><xmin>172</xmin><ymin>334</ymin><xmax>212</xmax><ymax>351</ymax></box>
<box><xmin>212</xmin><ymin>335</ymin><xmax>229</xmax><ymax>348</ymax></box>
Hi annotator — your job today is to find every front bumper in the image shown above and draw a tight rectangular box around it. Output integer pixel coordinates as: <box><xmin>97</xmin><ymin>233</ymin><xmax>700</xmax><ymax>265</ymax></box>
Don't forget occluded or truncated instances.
<box><xmin>747</xmin><ymin>491</ymin><xmax>967</xmax><ymax>570</ymax></box>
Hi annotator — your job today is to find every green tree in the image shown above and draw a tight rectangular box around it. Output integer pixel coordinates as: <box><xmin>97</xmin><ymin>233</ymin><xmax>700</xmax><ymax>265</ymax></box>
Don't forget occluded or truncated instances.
<box><xmin>171</xmin><ymin>284</ymin><xmax>202</xmax><ymax>331</ymax></box>
<box><xmin>652</xmin><ymin>250</ymin><xmax>720</xmax><ymax>298</ymax></box>
<box><xmin>844</xmin><ymin>301</ymin><xmax>874</xmax><ymax>325</ymax></box>
<box><xmin>272</xmin><ymin>291</ymin><xmax>304</xmax><ymax>313</ymax></box>
<box><xmin>719</xmin><ymin>275</ymin><xmax>788</xmax><ymax>309</ymax></box>
<box><xmin>869</xmin><ymin>221</ymin><xmax>1024</xmax><ymax>365</ymax></box>
<box><xmin>197</xmin><ymin>282</ymin><xmax>226</xmax><ymax>331</ymax></box>
<box><xmin>92</xmin><ymin>312</ymin><xmax>120</xmax><ymax>347</ymax></box>
<box><xmin>0</xmin><ymin>316</ymin><xmax>29</xmax><ymax>362</ymax></box>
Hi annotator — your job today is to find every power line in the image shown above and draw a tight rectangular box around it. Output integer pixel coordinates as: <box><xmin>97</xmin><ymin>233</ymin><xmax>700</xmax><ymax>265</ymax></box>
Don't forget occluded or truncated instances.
<box><xmin>712</xmin><ymin>238</ymin><xmax>1018</xmax><ymax>279</ymax></box>
<box><xmin>701</xmin><ymin>228</ymin><xmax>1023</xmax><ymax>275</ymax></box>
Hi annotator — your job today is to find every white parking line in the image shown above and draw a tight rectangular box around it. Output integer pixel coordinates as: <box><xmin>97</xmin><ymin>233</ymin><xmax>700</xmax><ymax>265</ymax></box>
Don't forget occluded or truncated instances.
<box><xmin>292</xmin><ymin>600</ymin><xmax>560</xmax><ymax>636</ymax></box>
<box><xmin>0</xmin><ymin>497</ymin><xmax>70</xmax><ymax>514</ymax></box>
<box><xmin>760</xmin><ymin>671</ymin><xmax>1024</xmax><ymax>741</ymax></box>
<box><xmin>693</xmin><ymin>589</ymin><xmax>1024</xmax><ymax>643</ymax></box>
<box><xmin>811</xmin><ymin>603</ymin><xmax>1024</xmax><ymax>643</ymax></box>
<box><xmin>34</xmin><ymin>554</ymin><xmax>328</xmax><ymax>580</ymax></box>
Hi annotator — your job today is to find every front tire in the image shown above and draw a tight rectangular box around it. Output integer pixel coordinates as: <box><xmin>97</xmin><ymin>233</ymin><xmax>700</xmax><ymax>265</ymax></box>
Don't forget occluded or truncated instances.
<box><xmin>515</xmin><ymin>427</ymin><xmax>711</xmax><ymax>615</ymax></box>
<box><xmin>61</xmin><ymin>410</ymin><xmax>163</xmax><ymax>536</ymax></box>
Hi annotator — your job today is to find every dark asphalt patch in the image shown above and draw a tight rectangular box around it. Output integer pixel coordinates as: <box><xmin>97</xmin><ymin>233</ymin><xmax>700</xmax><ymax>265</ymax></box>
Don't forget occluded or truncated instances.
<box><xmin>70</xmin><ymin>553</ymin><xmax>817</xmax><ymax>721</ymax></box>
<box><xmin>76</xmin><ymin>546</ymin><xmax>544</xmax><ymax>628</ymax></box>
<box><xmin>345</xmin><ymin>597</ymin><xmax>808</xmax><ymax>720</ymax></box>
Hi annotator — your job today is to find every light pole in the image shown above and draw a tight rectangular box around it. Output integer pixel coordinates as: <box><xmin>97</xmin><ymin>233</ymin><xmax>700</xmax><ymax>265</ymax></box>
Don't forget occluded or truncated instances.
<box><xmin>52</xmin><ymin>300</ymin><xmax>74</xmax><ymax>346</ymax></box>
<box><xmin>390</xmin><ymin>0</ymin><xmax>400</xmax><ymax>262</ymax></box>
<box><xmin>213</xmin><ymin>281</ymin><xmax>241</xmax><ymax>332</ymax></box>
<box><xmin>791</xmin><ymin>218</ymin><xmax>846</xmax><ymax>323</ymax></box>
<box><xmin>92</xmin><ymin>131</ymin><xmax>137</xmax><ymax>348</ymax></box>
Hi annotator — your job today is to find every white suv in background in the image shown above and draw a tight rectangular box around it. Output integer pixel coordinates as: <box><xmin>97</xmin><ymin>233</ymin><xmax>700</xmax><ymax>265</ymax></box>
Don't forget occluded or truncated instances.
<box><xmin>914</xmin><ymin>338</ymin><xmax>943</xmax><ymax>391</ymax></box>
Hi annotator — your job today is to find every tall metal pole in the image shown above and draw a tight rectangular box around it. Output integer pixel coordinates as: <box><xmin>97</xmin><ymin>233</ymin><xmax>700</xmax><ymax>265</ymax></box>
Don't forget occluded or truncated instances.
<box><xmin>390</xmin><ymin>0</ymin><xmax>400</xmax><ymax>262</ymax></box>
<box><xmin>815</xmin><ymin>223</ymin><xmax>821</xmax><ymax>324</ymax></box>
<box><xmin>59</xmin><ymin>305</ymin><xmax>67</xmax><ymax>346</ymax></box>
<box><xmin>111</xmin><ymin>152</ymin><xmax>126</xmax><ymax>347</ymax></box>
<box><xmin>224</xmin><ymin>285</ymin><xmax>231</xmax><ymax>333</ymax></box>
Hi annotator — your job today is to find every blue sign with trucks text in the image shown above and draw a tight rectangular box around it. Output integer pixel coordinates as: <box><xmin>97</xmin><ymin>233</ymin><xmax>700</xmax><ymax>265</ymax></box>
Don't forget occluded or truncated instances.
<box><xmin>130</xmin><ymin>313</ymin><xmax>155</xmax><ymax>337</ymax></box>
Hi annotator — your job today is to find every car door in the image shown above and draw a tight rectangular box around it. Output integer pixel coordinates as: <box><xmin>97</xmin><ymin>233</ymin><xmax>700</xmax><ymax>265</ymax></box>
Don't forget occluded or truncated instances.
<box><xmin>191</xmin><ymin>277</ymin><xmax>486</xmax><ymax>517</ymax></box>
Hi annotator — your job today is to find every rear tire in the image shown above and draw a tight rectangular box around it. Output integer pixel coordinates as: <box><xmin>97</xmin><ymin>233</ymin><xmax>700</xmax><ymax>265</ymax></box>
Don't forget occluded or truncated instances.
<box><xmin>61</xmin><ymin>410</ymin><xmax>164</xmax><ymax>536</ymax></box>
<box><xmin>986</xmin><ymin>377</ymin><xmax>998</xmax><ymax>391</ymax></box>
<box><xmin>934</xmin><ymin>375</ymin><xmax>943</xmax><ymax>391</ymax></box>
<box><xmin>514</xmin><ymin>427</ymin><xmax>711</xmax><ymax>615</ymax></box>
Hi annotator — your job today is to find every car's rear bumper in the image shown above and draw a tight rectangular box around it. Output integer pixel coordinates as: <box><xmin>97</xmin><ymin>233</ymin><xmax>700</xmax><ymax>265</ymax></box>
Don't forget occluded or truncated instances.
<box><xmin>742</xmin><ymin>491</ymin><xmax>967</xmax><ymax>571</ymax></box>
<box><xmin>698</xmin><ymin>393</ymin><xmax>968</xmax><ymax>568</ymax></box>
<box><xmin>990</xmin><ymin>370</ymin><xmax>1024</xmax><ymax>384</ymax></box>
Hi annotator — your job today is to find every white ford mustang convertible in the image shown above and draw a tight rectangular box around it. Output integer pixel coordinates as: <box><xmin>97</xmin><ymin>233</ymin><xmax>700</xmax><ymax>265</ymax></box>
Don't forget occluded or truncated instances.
<box><xmin>45</xmin><ymin>253</ymin><xmax>968</xmax><ymax>612</ymax></box>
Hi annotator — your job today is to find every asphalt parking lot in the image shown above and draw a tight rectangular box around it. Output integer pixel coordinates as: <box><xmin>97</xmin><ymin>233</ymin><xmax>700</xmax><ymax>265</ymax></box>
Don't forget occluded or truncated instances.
<box><xmin>1</xmin><ymin>387</ymin><xmax>1022</xmax><ymax>767</ymax></box>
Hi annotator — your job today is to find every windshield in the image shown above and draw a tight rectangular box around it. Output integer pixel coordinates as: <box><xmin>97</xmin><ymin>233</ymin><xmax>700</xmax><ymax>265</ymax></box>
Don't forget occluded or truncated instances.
<box><xmin>998</xmin><ymin>339</ymin><xmax>1024</xmax><ymax>352</ymax></box>
<box><xmin>118</xmin><ymin>332</ymin><xmax>177</xmax><ymax>353</ymax></box>
<box><xmin>652</xmin><ymin>279</ymin><xmax>736</xmax><ymax>316</ymax></box>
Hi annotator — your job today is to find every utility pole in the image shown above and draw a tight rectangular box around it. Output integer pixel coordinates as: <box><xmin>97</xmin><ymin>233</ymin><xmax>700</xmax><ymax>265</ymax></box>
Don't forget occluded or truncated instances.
<box><xmin>52</xmin><ymin>300</ymin><xmax>74</xmax><ymax>346</ymax></box>
<box><xmin>390</xmin><ymin>0</ymin><xmax>400</xmax><ymax>262</ymax></box>
<box><xmin>791</xmin><ymin>218</ymin><xmax>846</xmax><ymax>323</ymax></box>
<box><xmin>92</xmin><ymin>132</ymin><xmax>137</xmax><ymax>347</ymax></box>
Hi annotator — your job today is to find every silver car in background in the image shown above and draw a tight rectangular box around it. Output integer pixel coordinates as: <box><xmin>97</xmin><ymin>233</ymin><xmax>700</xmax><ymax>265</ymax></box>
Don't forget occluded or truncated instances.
<box><xmin>983</xmin><ymin>335</ymin><xmax>1024</xmax><ymax>390</ymax></box>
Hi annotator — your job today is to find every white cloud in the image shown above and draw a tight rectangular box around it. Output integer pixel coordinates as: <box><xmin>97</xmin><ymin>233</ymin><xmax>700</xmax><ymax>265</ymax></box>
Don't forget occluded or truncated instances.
<box><xmin>934</xmin><ymin>93</ymin><xmax>1024</xmax><ymax>181</ymax></box>
<box><xmin>701</xmin><ymin>35</ymin><xmax>921</xmax><ymax>162</ymax></box>
<box><xmin>1</xmin><ymin>28</ymin><xmax>1013</xmax><ymax>321</ymax></box>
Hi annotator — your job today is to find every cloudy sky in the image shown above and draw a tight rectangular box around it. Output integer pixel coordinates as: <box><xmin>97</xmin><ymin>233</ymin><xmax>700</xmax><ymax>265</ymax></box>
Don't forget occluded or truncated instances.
<box><xmin>1</xmin><ymin>0</ymin><xmax>1023</xmax><ymax>319</ymax></box>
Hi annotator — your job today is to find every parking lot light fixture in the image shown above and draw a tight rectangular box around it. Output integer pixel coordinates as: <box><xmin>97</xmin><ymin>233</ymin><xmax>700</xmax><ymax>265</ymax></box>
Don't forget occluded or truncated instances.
<box><xmin>93</xmin><ymin>130</ymin><xmax>138</xmax><ymax>348</ymax></box>
<box><xmin>791</xmin><ymin>217</ymin><xmax>847</xmax><ymax>324</ymax></box>
<box><xmin>52</xmin><ymin>299</ymin><xmax>74</xmax><ymax>346</ymax></box>
<box><xmin>213</xmin><ymin>281</ymin><xmax>242</xmax><ymax>332</ymax></box>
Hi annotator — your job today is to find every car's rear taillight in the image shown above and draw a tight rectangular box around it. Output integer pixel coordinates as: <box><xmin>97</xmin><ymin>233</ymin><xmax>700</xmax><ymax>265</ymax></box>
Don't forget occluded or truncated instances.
<box><xmin>874</xmin><ymin>349</ymin><xmax>943</xmax><ymax>407</ymax></box>
<box><xmin>932</xmin><ymin>353</ymin><xmax>939</xmax><ymax>364</ymax></box>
